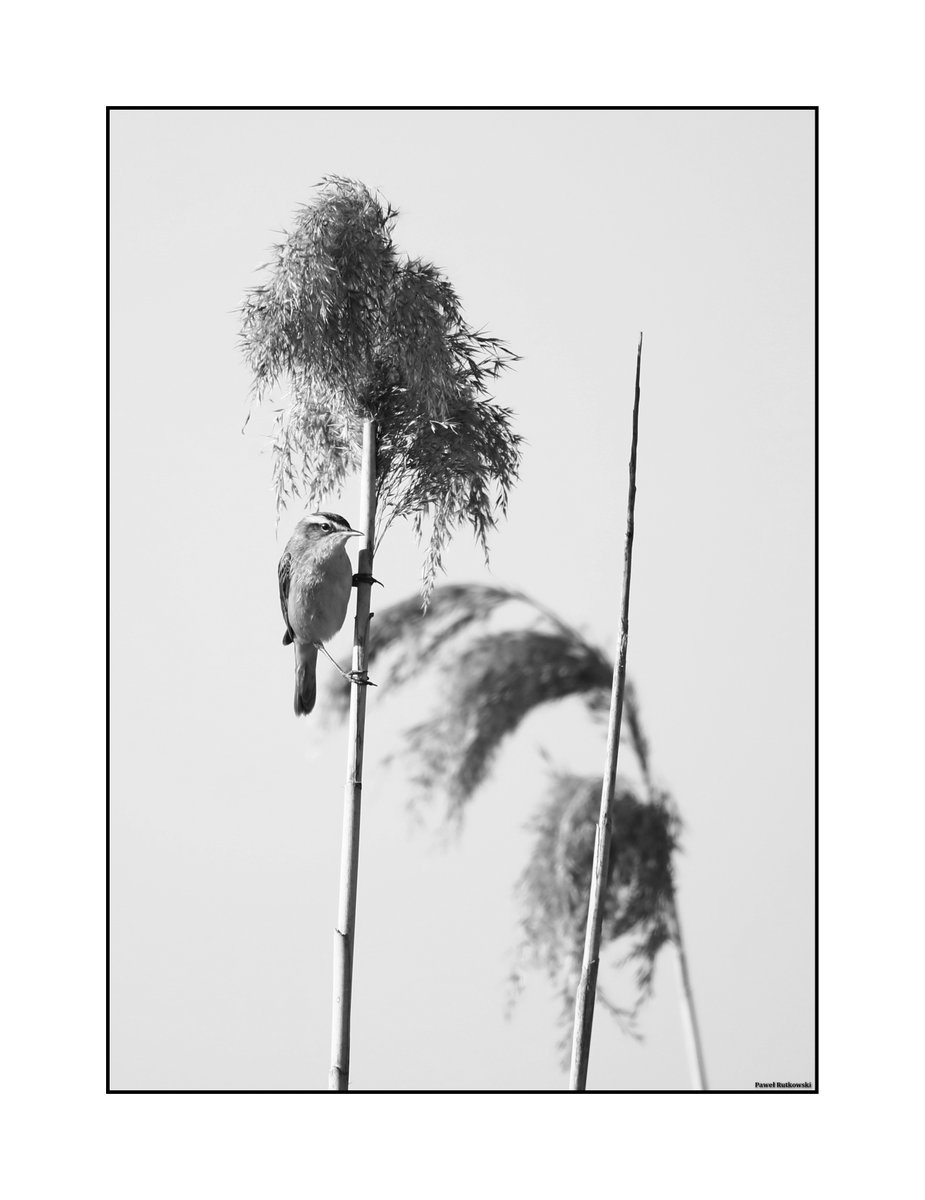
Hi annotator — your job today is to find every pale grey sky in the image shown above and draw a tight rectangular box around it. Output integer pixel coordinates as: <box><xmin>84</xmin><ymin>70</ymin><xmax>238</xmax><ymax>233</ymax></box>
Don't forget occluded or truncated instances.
<box><xmin>109</xmin><ymin>108</ymin><xmax>814</xmax><ymax>1090</ymax></box>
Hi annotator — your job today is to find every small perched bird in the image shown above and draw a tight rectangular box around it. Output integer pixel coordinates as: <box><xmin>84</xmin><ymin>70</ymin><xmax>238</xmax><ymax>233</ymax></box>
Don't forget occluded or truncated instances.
<box><xmin>278</xmin><ymin>512</ymin><xmax>363</xmax><ymax>716</ymax></box>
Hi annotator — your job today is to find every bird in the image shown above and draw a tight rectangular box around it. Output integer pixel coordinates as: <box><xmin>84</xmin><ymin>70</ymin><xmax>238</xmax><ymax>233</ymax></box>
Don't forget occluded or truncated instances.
<box><xmin>278</xmin><ymin>512</ymin><xmax>363</xmax><ymax>716</ymax></box>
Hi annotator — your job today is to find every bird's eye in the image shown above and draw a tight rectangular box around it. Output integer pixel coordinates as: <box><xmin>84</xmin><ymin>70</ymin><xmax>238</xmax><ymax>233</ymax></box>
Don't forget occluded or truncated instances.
<box><xmin>321</xmin><ymin>522</ymin><xmax>332</xmax><ymax>532</ymax></box>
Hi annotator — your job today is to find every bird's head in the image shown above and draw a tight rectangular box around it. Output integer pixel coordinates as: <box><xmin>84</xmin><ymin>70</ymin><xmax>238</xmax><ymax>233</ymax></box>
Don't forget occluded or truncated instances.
<box><xmin>294</xmin><ymin>512</ymin><xmax>363</xmax><ymax>556</ymax></box>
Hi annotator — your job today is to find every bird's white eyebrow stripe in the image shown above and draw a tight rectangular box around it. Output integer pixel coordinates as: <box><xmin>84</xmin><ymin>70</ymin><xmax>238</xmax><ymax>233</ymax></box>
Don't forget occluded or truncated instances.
<box><xmin>305</xmin><ymin>512</ymin><xmax>349</xmax><ymax>528</ymax></box>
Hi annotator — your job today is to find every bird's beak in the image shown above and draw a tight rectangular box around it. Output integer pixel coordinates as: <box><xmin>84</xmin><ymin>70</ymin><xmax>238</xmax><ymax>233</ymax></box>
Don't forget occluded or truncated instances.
<box><xmin>345</xmin><ymin>529</ymin><xmax>363</xmax><ymax>539</ymax></box>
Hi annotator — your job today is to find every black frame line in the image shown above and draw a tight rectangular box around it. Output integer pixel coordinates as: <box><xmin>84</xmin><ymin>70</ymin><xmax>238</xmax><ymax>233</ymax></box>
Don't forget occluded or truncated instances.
<box><xmin>106</xmin><ymin>103</ymin><xmax>819</xmax><ymax>1096</ymax></box>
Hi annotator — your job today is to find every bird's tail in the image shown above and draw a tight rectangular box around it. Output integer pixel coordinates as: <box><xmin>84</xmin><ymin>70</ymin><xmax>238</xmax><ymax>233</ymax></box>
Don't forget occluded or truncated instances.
<box><xmin>294</xmin><ymin>643</ymin><xmax>318</xmax><ymax>716</ymax></box>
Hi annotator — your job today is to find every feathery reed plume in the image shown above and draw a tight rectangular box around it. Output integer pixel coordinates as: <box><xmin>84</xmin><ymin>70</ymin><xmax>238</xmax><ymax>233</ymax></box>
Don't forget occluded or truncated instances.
<box><xmin>240</xmin><ymin>177</ymin><xmax>521</xmax><ymax>606</ymax></box>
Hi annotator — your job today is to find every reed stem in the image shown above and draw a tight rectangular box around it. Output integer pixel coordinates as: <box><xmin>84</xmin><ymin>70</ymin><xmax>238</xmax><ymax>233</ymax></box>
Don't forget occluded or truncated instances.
<box><xmin>569</xmin><ymin>335</ymin><xmax>643</xmax><ymax>1091</ymax></box>
<box><xmin>329</xmin><ymin>417</ymin><xmax>376</xmax><ymax>1091</ymax></box>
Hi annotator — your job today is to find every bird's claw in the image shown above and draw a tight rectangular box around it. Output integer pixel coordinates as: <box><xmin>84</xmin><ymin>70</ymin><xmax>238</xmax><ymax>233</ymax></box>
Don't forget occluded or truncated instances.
<box><xmin>313</xmin><ymin>642</ymin><xmax>377</xmax><ymax>687</ymax></box>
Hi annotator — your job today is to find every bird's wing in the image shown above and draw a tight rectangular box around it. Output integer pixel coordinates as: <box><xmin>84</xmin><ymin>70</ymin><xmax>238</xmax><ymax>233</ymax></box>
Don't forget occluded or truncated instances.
<box><xmin>278</xmin><ymin>550</ymin><xmax>295</xmax><ymax>645</ymax></box>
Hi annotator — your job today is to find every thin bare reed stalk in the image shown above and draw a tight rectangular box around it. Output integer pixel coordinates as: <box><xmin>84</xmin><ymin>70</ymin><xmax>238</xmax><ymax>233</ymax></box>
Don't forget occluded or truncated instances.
<box><xmin>329</xmin><ymin>419</ymin><xmax>376</xmax><ymax>1091</ymax></box>
<box><xmin>569</xmin><ymin>334</ymin><xmax>644</xmax><ymax>1091</ymax></box>
<box><xmin>668</xmin><ymin>900</ymin><xmax>708</xmax><ymax>1090</ymax></box>
<box><xmin>624</xmin><ymin>689</ymin><xmax>709</xmax><ymax>1090</ymax></box>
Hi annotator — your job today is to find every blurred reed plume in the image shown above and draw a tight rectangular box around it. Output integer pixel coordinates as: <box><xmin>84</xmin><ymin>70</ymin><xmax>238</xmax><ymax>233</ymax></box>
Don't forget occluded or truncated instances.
<box><xmin>328</xmin><ymin>583</ymin><xmax>697</xmax><ymax>1076</ymax></box>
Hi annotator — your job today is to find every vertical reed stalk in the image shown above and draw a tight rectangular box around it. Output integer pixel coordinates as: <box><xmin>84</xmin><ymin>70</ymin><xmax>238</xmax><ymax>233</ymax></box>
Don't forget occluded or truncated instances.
<box><xmin>625</xmin><ymin>695</ymin><xmax>709</xmax><ymax>1090</ymax></box>
<box><xmin>668</xmin><ymin>899</ymin><xmax>708</xmax><ymax>1090</ymax></box>
<box><xmin>569</xmin><ymin>335</ymin><xmax>643</xmax><ymax>1091</ymax></box>
<box><xmin>329</xmin><ymin>417</ymin><xmax>376</xmax><ymax>1091</ymax></box>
